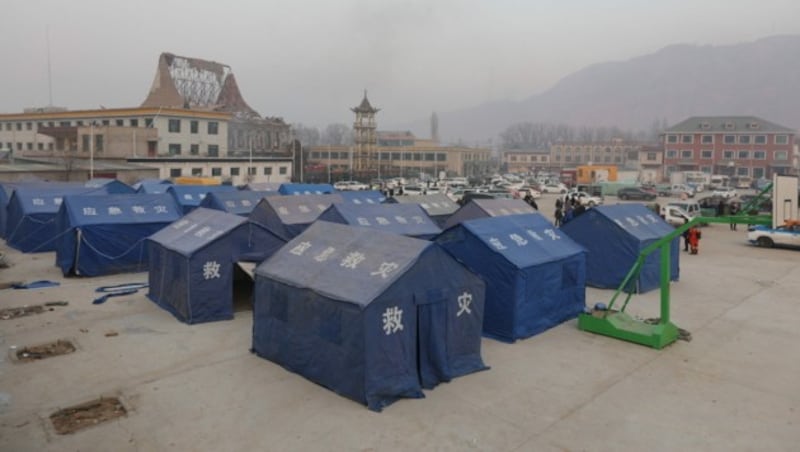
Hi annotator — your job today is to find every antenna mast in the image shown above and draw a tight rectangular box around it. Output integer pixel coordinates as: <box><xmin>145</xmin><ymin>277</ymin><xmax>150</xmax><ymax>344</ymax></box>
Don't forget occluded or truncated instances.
<box><xmin>46</xmin><ymin>25</ymin><xmax>53</xmax><ymax>106</ymax></box>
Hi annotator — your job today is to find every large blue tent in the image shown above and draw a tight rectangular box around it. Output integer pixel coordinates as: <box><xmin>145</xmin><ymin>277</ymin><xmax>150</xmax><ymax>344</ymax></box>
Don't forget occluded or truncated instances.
<box><xmin>55</xmin><ymin>193</ymin><xmax>182</xmax><ymax>276</ymax></box>
<box><xmin>437</xmin><ymin>213</ymin><xmax>587</xmax><ymax>342</ymax></box>
<box><xmin>5</xmin><ymin>185</ymin><xmax>106</xmax><ymax>252</ymax></box>
<box><xmin>167</xmin><ymin>185</ymin><xmax>238</xmax><ymax>214</ymax></box>
<box><xmin>338</xmin><ymin>190</ymin><xmax>386</xmax><ymax>205</ymax></box>
<box><xmin>242</xmin><ymin>182</ymin><xmax>282</xmax><ymax>192</ymax></box>
<box><xmin>278</xmin><ymin>183</ymin><xmax>335</xmax><ymax>195</ymax></box>
<box><xmin>559</xmin><ymin>204</ymin><xmax>679</xmax><ymax>293</ymax></box>
<box><xmin>148</xmin><ymin>208</ymin><xmax>286</xmax><ymax>324</ymax></box>
<box><xmin>248</xmin><ymin>193</ymin><xmax>343</xmax><ymax>240</ymax></box>
<box><xmin>443</xmin><ymin>198</ymin><xmax>536</xmax><ymax>229</ymax></box>
<box><xmin>199</xmin><ymin>190</ymin><xmax>273</xmax><ymax>216</ymax></box>
<box><xmin>1</xmin><ymin>181</ymin><xmax>85</xmax><ymax>239</ymax></box>
<box><xmin>85</xmin><ymin>178</ymin><xmax>135</xmax><ymax>194</ymax></box>
<box><xmin>389</xmin><ymin>194</ymin><xmax>459</xmax><ymax>227</ymax></box>
<box><xmin>253</xmin><ymin>221</ymin><xmax>487</xmax><ymax>411</ymax></box>
<box><xmin>318</xmin><ymin>203</ymin><xmax>441</xmax><ymax>239</ymax></box>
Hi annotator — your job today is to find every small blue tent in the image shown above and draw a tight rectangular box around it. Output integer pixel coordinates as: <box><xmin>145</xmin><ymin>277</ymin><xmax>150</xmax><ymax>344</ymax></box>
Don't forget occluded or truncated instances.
<box><xmin>199</xmin><ymin>190</ymin><xmax>273</xmax><ymax>216</ymax></box>
<box><xmin>338</xmin><ymin>190</ymin><xmax>386</xmax><ymax>205</ymax></box>
<box><xmin>135</xmin><ymin>180</ymin><xmax>173</xmax><ymax>194</ymax></box>
<box><xmin>559</xmin><ymin>204</ymin><xmax>679</xmax><ymax>293</ymax></box>
<box><xmin>278</xmin><ymin>183</ymin><xmax>335</xmax><ymax>195</ymax></box>
<box><xmin>389</xmin><ymin>194</ymin><xmax>459</xmax><ymax>227</ymax></box>
<box><xmin>253</xmin><ymin>221</ymin><xmax>486</xmax><ymax>411</ymax></box>
<box><xmin>85</xmin><ymin>178</ymin><xmax>135</xmax><ymax>194</ymax></box>
<box><xmin>248</xmin><ymin>193</ymin><xmax>343</xmax><ymax>240</ymax></box>
<box><xmin>437</xmin><ymin>214</ymin><xmax>587</xmax><ymax>342</ymax></box>
<box><xmin>55</xmin><ymin>193</ymin><xmax>182</xmax><ymax>276</ymax></box>
<box><xmin>443</xmin><ymin>198</ymin><xmax>536</xmax><ymax>229</ymax></box>
<box><xmin>1</xmin><ymin>181</ymin><xmax>85</xmax><ymax>239</ymax></box>
<box><xmin>167</xmin><ymin>185</ymin><xmax>238</xmax><ymax>214</ymax></box>
<box><xmin>148</xmin><ymin>208</ymin><xmax>286</xmax><ymax>324</ymax></box>
<box><xmin>318</xmin><ymin>203</ymin><xmax>441</xmax><ymax>239</ymax></box>
<box><xmin>5</xmin><ymin>185</ymin><xmax>105</xmax><ymax>252</ymax></box>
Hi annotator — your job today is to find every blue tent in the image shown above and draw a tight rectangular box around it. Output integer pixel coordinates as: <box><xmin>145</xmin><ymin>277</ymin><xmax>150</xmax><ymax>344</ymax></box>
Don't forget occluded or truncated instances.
<box><xmin>135</xmin><ymin>180</ymin><xmax>173</xmax><ymax>194</ymax></box>
<box><xmin>278</xmin><ymin>183</ymin><xmax>335</xmax><ymax>195</ymax></box>
<box><xmin>166</xmin><ymin>185</ymin><xmax>238</xmax><ymax>214</ymax></box>
<box><xmin>148</xmin><ymin>208</ymin><xmax>286</xmax><ymax>324</ymax></box>
<box><xmin>198</xmin><ymin>190</ymin><xmax>274</xmax><ymax>216</ymax></box>
<box><xmin>85</xmin><ymin>178</ymin><xmax>135</xmax><ymax>194</ymax></box>
<box><xmin>248</xmin><ymin>193</ymin><xmax>343</xmax><ymax>240</ymax></box>
<box><xmin>5</xmin><ymin>185</ymin><xmax>107</xmax><ymax>252</ymax></box>
<box><xmin>389</xmin><ymin>194</ymin><xmax>459</xmax><ymax>227</ymax></box>
<box><xmin>253</xmin><ymin>221</ymin><xmax>486</xmax><ymax>411</ymax></box>
<box><xmin>559</xmin><ymin>204</ymin><xmax>679</xmax><ymax>293</ymax></box>
<box><xmin>1</xmin><ymin>181</ymin><xmax>85</xmax><ymax>239</ymax></box>
<box><xmin>318</xmin><ymin>203</ymin><xmax>441</xmax><ymax>239</ymax></box>
<box><xmin>243</xmin><ymin>182</ymin><xmax>282</xmax><ymax>192</ymax></box>
<box><xmin>437</xmin><ymin>214</ymin><xmax>587</xmax><ymax>342</ymax></box>
<box><xmin>338</xmin><ymin>190</ymin><xmax>386</xmax><ymax>205</ymax></box>
<box><xmin>443</xmin><ymin>199</ymin><xmax>536</xmax><ymax>229</ymax></box>
<box><xmin>55</xmin><ymin>193</ymin><xmax>182</xmax><ymax>276</ymax></box>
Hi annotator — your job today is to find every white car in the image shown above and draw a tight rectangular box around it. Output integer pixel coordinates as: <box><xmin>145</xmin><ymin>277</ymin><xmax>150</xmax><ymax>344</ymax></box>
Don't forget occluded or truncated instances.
<box><xmin>516</xmin><ymin>185</ymin><xmax>542</xmax><ymax>199</ymax></box>
<box><xmin>567</xmin><ymin>191</ymin><xmax>603</xmax><ymax>207</ymax></box>
<box><xmin>748</xmin><ymin>222</ymin><xmax>800</xmax><ymax>249</ymax></box>
<box><xmin>334</xmin><ymin>180</ymin><xmax>368</xmax><ymax>191</ymax></box>
<box><xmin>711</xmin><ymin>187</ymin><xmax>738</xmax><ymax>198</ymax></box>
<box><xmin>542</xmin><ymin>183</ymin><xmax>567</xmax><ymax>194</ymax></box>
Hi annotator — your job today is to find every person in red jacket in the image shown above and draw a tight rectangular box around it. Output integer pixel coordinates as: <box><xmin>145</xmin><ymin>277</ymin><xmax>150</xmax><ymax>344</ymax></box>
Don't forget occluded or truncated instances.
<box><xmin>688</xmin><ymin>226</ymin><xmax>701</xmax><ymax>255</ymax></box>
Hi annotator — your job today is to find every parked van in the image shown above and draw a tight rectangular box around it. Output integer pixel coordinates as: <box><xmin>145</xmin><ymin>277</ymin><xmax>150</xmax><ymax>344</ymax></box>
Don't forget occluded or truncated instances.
<box><xmin>666</xmin><ymin>201</ymin><xmax>701</xmax><ymax>217</ymax></box>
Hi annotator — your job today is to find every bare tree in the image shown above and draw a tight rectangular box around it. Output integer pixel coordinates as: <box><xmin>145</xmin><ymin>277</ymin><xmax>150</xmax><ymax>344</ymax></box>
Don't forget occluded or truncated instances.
<box><xmin>321</xmin><ymin>123</ymin><xmax>353</xmax><ymax>146</ymax></box>
<box><xmin>291</xmin><ymin>124</ymin><xmax>321</xmax><ymax>147</ymax></box>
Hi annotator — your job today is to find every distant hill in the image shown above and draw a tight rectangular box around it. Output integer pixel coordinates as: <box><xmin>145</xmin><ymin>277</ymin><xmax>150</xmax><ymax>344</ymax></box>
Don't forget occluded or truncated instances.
<box><xmin>401</xmin><ymin>35</ymin><xmax>800</xmax><ymax>143</ymax></box>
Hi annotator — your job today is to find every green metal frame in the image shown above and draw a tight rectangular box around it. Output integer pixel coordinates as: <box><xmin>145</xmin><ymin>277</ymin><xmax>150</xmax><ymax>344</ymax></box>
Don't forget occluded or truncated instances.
<box><xmin>578</xmin><ymin>184</ymin><xmax>774</xmax><ymax>349</ymax></box>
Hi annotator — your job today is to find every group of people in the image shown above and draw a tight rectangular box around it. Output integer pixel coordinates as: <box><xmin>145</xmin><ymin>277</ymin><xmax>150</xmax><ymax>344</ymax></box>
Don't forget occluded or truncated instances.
<box><xmin>554</xmin><ymin>194</ymin><xmax>587</xmax><ymax>227</ymax></box>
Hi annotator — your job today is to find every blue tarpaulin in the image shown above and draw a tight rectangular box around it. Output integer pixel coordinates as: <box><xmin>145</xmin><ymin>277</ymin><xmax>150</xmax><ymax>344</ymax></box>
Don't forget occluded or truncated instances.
<box><xmin>559</xmin><ymin>204</ymin><xmax>679</xmax><ymax>293</ymax></box>
<box><xmin>318</xmin><ymin>203</ymin><xmax>441</xmax><ymax>239</ymax></box>
<box><xmin>135</xmin><ymin>180</ymin><xmax>173</xmax><ymax>194</ymax></box>
<box><xmin>55</xmin><ymin>193</ymin><xmax>182</xmax><ymax>276</ymax></box>
<box><xmin>338</xmin><ymin>190</ymin><xmax>386</xmax><ymax>205</ymax></box>
<box><xmin>278</xmin><ymin>183</ymin><xmax>335</xmax><ymax>195</ymax></box>
<box><xmin>388</xmin><ymin>194</ymin><xmax>459</xmax><ymax>227</ymax></box>
<box><xmin>199</xmin><ymin>190</ymin><xmax>274</xmax><ymax>216</ymax></box>
<box><xmin>248</xmin><ymin>193</ymin><xmax>343</xmax><ymax>240</ymax></box>
<box><xmin>166</xmin><ymin>185</ymin><xmax>238</xmax><ymax>214</ymax></box>
<box><xmin>437</xmin><ymin>213</ymin><xmax>587</xmax><ymax>342</ymax></box>
<box><xmin>5</xmin><ymin>185</ymin><xmax>108</xmax><ymax>252</ymax></box>
<box><xmin>253</xmin><ymin>221</ymin><xmax>486</xmax><ymax>411</ymax></box>
<box><xmin>148</xmin><ymin>208</ymin><xmax>286</xmax><ymax>324</ymax></box>
<box><xmin>443</xmin><ymin>198</ymin><xmax>536</xmax><ymax>229</ymax></box>
<box><xmin>85</xmin><ymin>179</ymin><xmax>135</xmax><ymax>194</ymax></box>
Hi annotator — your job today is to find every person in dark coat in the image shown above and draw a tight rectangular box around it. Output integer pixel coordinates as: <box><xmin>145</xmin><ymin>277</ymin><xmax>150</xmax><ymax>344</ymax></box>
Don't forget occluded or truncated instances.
<box><xmin>717</xmin><ymin>199</ymin><xmax>726</xmax><ymax>217</ymax></box>
<box><xmin>729</xmin><ymin>202</ymin><xmax>739</xmax><ymax>230</ymax></box>
<box><xmin>554</xmin><ymin>206</ymin><xmax>563</xmax><ymax>227</ymax></box>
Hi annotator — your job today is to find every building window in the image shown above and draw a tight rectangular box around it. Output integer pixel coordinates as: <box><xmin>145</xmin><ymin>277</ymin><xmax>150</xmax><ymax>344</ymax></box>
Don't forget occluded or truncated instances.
<box><xmin>700</xmin><ymin>166</ymin><xmax>712</xmax><ymax>173</ymax></box>
<box><xmin>666</xmin><ymin>150</ymin><xmax>677</xmax><ymax>158</ymax></box>
<box><xmin>752</xmin><ymin>167</ymin><xmax>765</xmax><ymax>179</ymax></box>
<box><xmin>230</xmin><ymin>167</ymin><xmax>240</xmax><ymax>176</ymax></box>
<box><xmin>775</xmin><ymin>135</ymin><xmax>789</xmax><ymax>145</ymax></box>
<box><xmin>208</xmin><ymin>122</ymin><xmax>218</xmax><ymax>135</ymax></box>
<box><xmin>168</xmin><ymin>144</ymin><xmax>181</xmax><ymax>155</ymax></box>
<box><xmin>753</xmin><ymin>151</ymin><xmax>766</xmax><ymax>160</ymax></box>
<box><xmin>82</xmin><ymin>135</ymin><xmax>90</xmax><ymax>152</ymax></box>
<box><xmin>4</xmin><ymin>123</ymin><xmax>10</xmax><ymax>131</ymax></box>
<box><xmin>208</xmin><ymin>145</ymin><xmax>219</xmax><ymax>157</ymax></box>
<box><xmin>311</xmin><ymin>152</ymin><xmax>320</xmax><ymax>159</ymax></box>
<box><xmin>647</xmin><ymin>152</ymin><xmax>657</xmax><ymax>161</ymax></box>
<box><xmin>754</xmin><ymin>135</ymin><xmax>766</xmax><ymax>144</ymax></box>
<box><xmin>169</xmin><ymin>168</ymin><xmax>182</xmax><ymax>177</ymax></box>
<box><xmin>190</xmin><ymin>144</ymin><xmax>199</xmax><ymax>155</ymax></box>
<box><xmin>76</xmin><ymin>121</ymin><xmax>84</xmax><ymax>126</ymax></box>
<box><xmin>59</xmin><ymin>121</ymin><xmax>70</xmax><ymax>127</ymax></box>
<box><xmin>680</xmin><ymin>150</ymin><xmax>693</xmax><ymax>159</ymax></box>
<box><xmin>737</xmin><ymin>151</ymin><xmax>749</xmax><ymax>159</ymax></box>
<box><xmin>145</xmin><ymin>118</ymin><xmax>153</xmax><ymax>127</ymax></box>
<box><xmin>102</xmin><ymin>120</ymin><xmax>110</xmax><ymax>126</ymax></box>
<box><xmin>16</xmin><ymin>143</ymin><xmax>22</xmax><ymax>150</ymax></box>
<box><xmin>723</xmin><ymin>135</ymin><xmax>735</xmax><ymax>144</ymax></box>
<box><xmin>116</xmin><ymin>119</ymin><xmax>124</xmax><ymax>127</ymax></box>
<box><xmin>330</xmin><ymin>152</ymin><xmax>339</xmax><ymax>159</ymax></box>
<box><xmin>26</xmin><ymin>142</ymin><xmax>33</xmax><ymax>150</ymax></box>
<box><xmin>94</xmin><ymin>135</ymin><xmax>103</xmax><ymax>152</ymax></box>
<box><xmin>129</xmin><ymin>119</ymin><xmax>138</xmax><ymax>127</ymax></box>
<box><xmin>775</xmin><ymin>151</ymin><xmax>788</xmax><ymax>160</ymax></box>
<box><xmin>510</xmin><ymin>156</ymin><xmax>517</xmax><ymax>162</ymax></box>
<box><xmin>436</xmin><ymin>153</ymin><xmax>447</xmax><ymax>162</ymax></box>
<box><xmin>681</xmin><ymin>135</ymin><xmax>693</xmax><ymax>144</ymax></box>
<box><xmin>191</xmin><ymin>168</ymin><xmax>203</xmax><ymax>176</ymax></box>
<box><xmin>26</xmin><ymin>122</ymin><xmax>32</xmax><ymax>130</ymax></box>
<box><xmin>723</xmin><ymin>150</ymin><xmax>734</xmax><ymax>160</ymax></box>
<box><xmin>190</xmin><ymin>120</ymin><xmax>198</xmax><ymax>134</ymax></box>
<box><xmin>701</xmin><ymin>135</ymin><xmax>713</xmax><ymax>144</ymax></box>
<box><xmin>264</xmin><ymin>167</ymin><xmax>272</xmax><ymax>176</ymax></box>
<box><xmin>700</xmin><ymin>150</ymin><xmax>713</xmax><ymax>159</ymax></box>
<box><xmin>279</xmin><ymin>166</ymin><xmax>287</xmax><ymax>175</ymax></box>
<box><xmin>247</xmin><ymin>167</ymin><xmax>256</xmax><ymax>176</ymax></box>
<box><xmin>48</xmin><ymin>143</ymin><xmax>53</xmax><ymax>150</ymax></box>
<box><xmin>211</xmin><ymin>168</ymin><xmax>222</xmax><ymax>176</ymax></box>
<box><xmin>168</xmin><ymin>119</ymin><xmax>181</xmax><ymax>133</ymax></box>
<box><xmin>738</xmin><ymin>135</ymin><xmax>751</xmax><ymax>144</ymax></box>
<box><xmin>666</xmin><ymin>135</ymin><xmax>678</xmax><ymax>144</ymax></box>
<box><xmin>736</xmin><ymin>167</ymin><xmax>749</xmax><ymax>176</ymax></box>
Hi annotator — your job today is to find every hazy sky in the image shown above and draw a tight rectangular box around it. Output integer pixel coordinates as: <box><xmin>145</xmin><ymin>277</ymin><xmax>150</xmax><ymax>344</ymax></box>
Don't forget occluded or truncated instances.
<box><xmin>2</xmin><ymin>0</ymin><xmax>798</xmax><ymax>128</ymax></box>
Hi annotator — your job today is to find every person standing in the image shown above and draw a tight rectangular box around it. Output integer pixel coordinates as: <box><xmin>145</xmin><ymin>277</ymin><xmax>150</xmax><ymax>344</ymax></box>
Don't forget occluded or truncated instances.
<box><xmin>717</xmin><ymin>199</ymin><xmax>726</xmax><ymax>217</ymax></box>
<box><xmin>682</xmin><ymin>219</ymin><xmax>690</xmax><ymax>252</ymax></box>
<box><xmin>729</xmin><ymin>202</ymin><xmax>739</xmax><ymax>230</ymax></box>
<box><xmin>554</xmin><ymin>206</ymin><xmax>563</xmax><ymax>227</ymax></box>
<box><xmin>688</xmin><ymin>225</ymin><xmax>701</xmax><ymax>255</ymax></box>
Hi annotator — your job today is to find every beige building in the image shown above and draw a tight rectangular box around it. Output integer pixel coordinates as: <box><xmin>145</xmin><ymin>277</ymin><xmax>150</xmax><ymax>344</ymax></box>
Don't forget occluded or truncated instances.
<box><xmin>549</xmin><ymin>139</ymin><xmax>648</xmax><ymax>169</ymax></box>
<box><xmin>502</xmin><ymin>149</ymin><xmax>552</xmax><ymax>173</ymax></box>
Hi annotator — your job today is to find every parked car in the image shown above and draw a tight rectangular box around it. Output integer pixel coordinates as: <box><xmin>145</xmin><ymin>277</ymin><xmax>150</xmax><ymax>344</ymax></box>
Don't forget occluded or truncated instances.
<box><xmin>736</xmin><ymin>195</ymin><xmax>772</xmax><ymax>213</ymax></box>
<box><xmin>748</xmin><ymin>222</ymin><xmax>800</xmax><ymax>249</ymax></box>
<box><xmin>658</xmin><ymin>184</ymin><xmax>695</xmax><ymax>198</ymax></box>
<box><xmin>333</xmin><ymin>180</ymin><xmax>368</xmax><ymax>191</ymax></box>
<box><xmin>617</xmin><ymin>187</ymin><xmax>657</xmax><ymax>201</ymax></box>
<box><xmin>711</xmin><ymin>187</ymin><xmax>738</xmax><ymax>198</ymax></box>
<box><xmin>566</xmin><ymin>190</ymin><xmax>604</xmax><ymax>207</ymax></box>
<box><xmin>542</xmin><ymin>183</ymin><xmax>567</xmax><ymax>194</ymax></box>
<box><xmin>515</xmin><ymin>185</ymin><xmax>542</xmax><ymax>199</ymax></box>
<box><xmin>666</xmin><ymin>201</ymin><xmax>702</xmax><ymax>218</ymax></box>
<box><xmin>660</xmin><ymin>205</ymin><xmax>693</xmax><ymax>227</ymax></box>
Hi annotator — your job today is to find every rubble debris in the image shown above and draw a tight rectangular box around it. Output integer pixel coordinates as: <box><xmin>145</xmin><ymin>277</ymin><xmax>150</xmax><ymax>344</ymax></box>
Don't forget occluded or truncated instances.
<box><xmin>16</xmin><ymin>340</ymin><xmax>76</xmax><ymax>362</ymax></box>
<box><xmin>50</xmin><ymin>397</ymin><xmax>127</xmax><ymax>435</ymax></box>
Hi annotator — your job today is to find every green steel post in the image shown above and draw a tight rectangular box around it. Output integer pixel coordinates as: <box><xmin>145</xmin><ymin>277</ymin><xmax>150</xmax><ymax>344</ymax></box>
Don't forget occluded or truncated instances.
<box><xmin>659</xmin><ymin>242</ymin><xmax>670</xmax><ymax>324</ymax></box>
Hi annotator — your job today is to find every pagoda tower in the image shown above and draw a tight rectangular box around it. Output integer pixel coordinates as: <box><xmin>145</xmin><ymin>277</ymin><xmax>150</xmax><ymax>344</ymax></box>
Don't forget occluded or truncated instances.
<box><xmin>351</xmin><ymin>91</ymin><xmax>379</xmax><ymax>172</ymax></box>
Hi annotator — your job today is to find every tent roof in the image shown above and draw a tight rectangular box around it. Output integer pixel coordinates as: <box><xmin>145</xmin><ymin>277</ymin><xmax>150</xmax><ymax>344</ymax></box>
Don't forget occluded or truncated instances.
<box><xmin>590</xmin><ymin>204</ymin><xmax>674</xmax><ymax>241</ymax></box>
<box><xmin>61</xmin><ymin>193</ymin><xmax>181</xmax><ymax>226</ymax></box>
<box><xmin>9</xmin><ymin>186</ymin><xmax>105</xmax><ymax>214</ymax></box>
<box><xmin>319</xmin><ymin>203</ymin><xmax>440</xmax><ymax>236</ymax></box>
<box><xmin>470</xmin><ymin>198</ymin><xmax>535</xmax><ymax>216</ymax></box>
<box><xmin>279</xmin><ymin>183</ymin><xmax>335</xmax><ymax>195</ymax></box>
<box><xmin>257</xmin><ymin>221</ymin><xmax>430</xmax><ymax>307</ymax></box>
<box><xmin>201</xmin><ymin>190</ymin><xmax>272</xmax><ymax>215</ymax></box>
<box><xmin>458</xmin><ymin>213</ymin><xmax>585</xmax><ymax>267</ymax></box>
<box><xmin>255</xmin><ymin>193</ymin><xmax>343</xmax><ymax>225</ymax></box>
<box><xmin>167</xmin><ymin>184</ymin><xmax>237</xmax><ymax>207</ymax></box>
<box><xmin>244</xmin><ymin>182</ymin><xmax>282</xmax><ymax>192</ymax></box>
<box><xmin>148</xmin><ymin>207</ymin><xmax>247</xmax><ymax>256</ymax></box>
<box><xmin>338</xmin><ymin>190</ymin><xmax>386</xmax><ymax>205</ymax></box>
<box><xmin>391</xmin><ymin>194</ymin><xmax>459</xmax><ymax>216</ymax></box>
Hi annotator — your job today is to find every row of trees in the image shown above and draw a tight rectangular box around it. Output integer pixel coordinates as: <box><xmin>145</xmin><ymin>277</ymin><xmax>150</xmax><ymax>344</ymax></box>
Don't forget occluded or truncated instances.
<box><xmin>499</xmin><ymin>119</ymin><xmax>670</xmax><ymax>150</ymax></box>
<box><xmin>292</xmin><ymin>123</ymin><xmax>354</xmax><ymax>147</ymax></box>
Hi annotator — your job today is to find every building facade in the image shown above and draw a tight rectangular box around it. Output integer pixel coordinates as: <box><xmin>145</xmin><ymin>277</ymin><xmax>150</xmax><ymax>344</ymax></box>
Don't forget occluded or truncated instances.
<box><xmin>502</xmin><ymin>149</ymin><xmax>552</xmax><ymax>174</ymax></box>
<box><xmin>662</xmin><ymin>116</ymin><xmax>797</xmax><ymax>179</ymax></box>
<box><xmin>549</xmin><ymin>139</ymin><xmax>647</xmax><ymax>170</ymax></box>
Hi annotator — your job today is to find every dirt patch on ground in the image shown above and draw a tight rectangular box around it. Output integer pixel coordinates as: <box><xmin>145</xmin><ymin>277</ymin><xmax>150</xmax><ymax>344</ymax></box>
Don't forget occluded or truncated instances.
<box><xmin>16</xmin><ymin>340</ymin><xmax>76</xmax><ymax>362</ymax></box>
<box><xmin>50</xmin><ymin>397</ymin><xmax>127</xmax><ymax>435</ymax></box>
<box><xmin>0</xmin><ymin>305</ymin><xmax>45</xmax><ymax>320</ymax></box>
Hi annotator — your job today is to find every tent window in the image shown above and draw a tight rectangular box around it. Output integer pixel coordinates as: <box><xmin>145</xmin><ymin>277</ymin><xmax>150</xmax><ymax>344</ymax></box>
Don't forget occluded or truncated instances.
<box><xmin>562</xmin><ymin>262</ymin><xmax>579</xmax><ymax>289</ymax></box>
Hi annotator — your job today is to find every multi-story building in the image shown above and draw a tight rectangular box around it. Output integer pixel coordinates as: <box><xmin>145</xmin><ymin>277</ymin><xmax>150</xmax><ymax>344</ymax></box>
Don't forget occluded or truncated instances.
<box><xmin>662</xmin><ymin>116</ymin><xmax>797</xmax><ymax>179</ymax></box>
<box><xmin>549</xmin><ymin>139</ymin><xmax>647</xmax><ymax>169</ymax></box>
<box><xmin>501</xmin><ymin>149</ymin><xmax>552</xmax><ymax>174</ymax></box>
